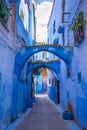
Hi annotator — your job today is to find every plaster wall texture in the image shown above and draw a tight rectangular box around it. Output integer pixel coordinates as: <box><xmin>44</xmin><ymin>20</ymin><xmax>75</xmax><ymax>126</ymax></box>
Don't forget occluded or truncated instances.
<box><xmin>60</xmin><ymin>0</ymin><xmax>87</xmax><ymax>129</ymax></box>
<box><xmin>19</xmin><ymin>0</ymin><xmax>28</xmax><ymax>31</ymax></box>
<box><xmin>48</xmin><ymin>0</ymin><xmax>87</xmax><ymax>128</ymax></box>
<box><xmin>47</xmin><ymin>65</ymin><xmax>58</xmax><ymax>84</ymax></box>
<box><xmin>26</xmin><ymin>72</ymin><xmax>33</xmax><ymax>107</ymax></box>
<box><xmin>0</xmin><ymin>45</ymin><xmax>14</xmax><ymax>129</ymax></box>
<box><xmin>0</xmin><ymin>7</ymin><xmax>16</xmax><ymax>129</ymax></box>
<box><xmin>48</xmin><ymin>86</ymin><xmax>57</xmax><ymax>104</ymax></box>
<box><xmin>47</xmin><ymin>69</ymin><xmax>58</xmax><ymax>100</ymax></box>
<box><xmin>48</xmin><ymin>0</ymin><xmax>62</xmax><ymax>44</ymax></box>
<box><xmin>33</xmin><ymin>52</ymin><xmax>43</xmax><ymax>91</ymax></box>
<box><xmin>16</xmin><ymin>0</ymin><xmax>35</xmax><ymax>46</ymax></box>
<box><xmin>0</xmin><ymin>0</ymin><xmax>35</xmax><ymax>129</ymax></box>
<box><xmin>47</xmin><ymin>0</ymin><xmax>62</xmax><ymax>61</ymax></box>
<box><xmin>47</xmin><ymin>0</ymin><xmax>63</xmax><ymax>103</ymax></box>
<box><xmin>12</xmin><ymin>0</ymin><xmax>36</xmax><ymax>121</ymax></box>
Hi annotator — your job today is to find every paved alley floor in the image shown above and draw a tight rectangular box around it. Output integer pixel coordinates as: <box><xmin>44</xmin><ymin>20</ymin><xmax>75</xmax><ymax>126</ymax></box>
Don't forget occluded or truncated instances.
<box><xmin>7</xmin><ymin>94</ymin><xmax>81</xmax><ymax>130</ymax></box>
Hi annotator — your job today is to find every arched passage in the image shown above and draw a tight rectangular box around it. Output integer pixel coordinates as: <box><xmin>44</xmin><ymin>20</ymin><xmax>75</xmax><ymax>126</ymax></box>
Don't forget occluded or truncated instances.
<box><xmin>27</xmin><ymin>62</ymin><xmax>60</xmax><ymax>103</ymax></box>
<box><xmin>27</xmin><ymin>60</ymin><xmax>60</xmax><ymax>78</ymax></box>
<box><xmin>14</xmin><ymin>44</ymin><xmax>72</xmax><ymax>77</ymax></box>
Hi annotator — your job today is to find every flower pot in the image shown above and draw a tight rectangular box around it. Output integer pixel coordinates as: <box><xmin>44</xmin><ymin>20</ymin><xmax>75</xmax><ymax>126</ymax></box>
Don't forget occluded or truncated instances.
<box><xmin>63</xmin><ymin>111</ymin><xmax>73</xmax><ymax>120</ymax></box>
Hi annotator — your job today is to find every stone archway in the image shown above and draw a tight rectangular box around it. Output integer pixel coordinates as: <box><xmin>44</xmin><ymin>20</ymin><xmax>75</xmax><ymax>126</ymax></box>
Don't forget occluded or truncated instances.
<box><xmin>14</xmin><ymin>44</ymin><xmax>72</xmax><ymax>77</ymax></box>
<box><xmin>27</xmin><ymin>60</ymin><xmax>60</xmax><ymax>78</ymax></box>
<box><xmin>27</xmin><ymin>60</ymin><xmax>60</xmax><ymax>100</ymax></box>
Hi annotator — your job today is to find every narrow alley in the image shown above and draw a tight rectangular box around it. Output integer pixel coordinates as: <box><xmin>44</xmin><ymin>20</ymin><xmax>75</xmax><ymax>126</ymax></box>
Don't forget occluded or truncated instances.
<box><xmin>7</xmin><ymin>95</ymin><xmax>80</xmax><ymax>130</ymax></box>
<box><xmin>0</xmin><ymin>0</ymin><xmax>87</xmax><ymax>129</ymax></box>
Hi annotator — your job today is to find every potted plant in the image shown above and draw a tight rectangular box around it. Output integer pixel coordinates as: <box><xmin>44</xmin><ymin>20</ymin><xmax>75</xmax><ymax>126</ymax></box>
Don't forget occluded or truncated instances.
<box><xmin>71</xmin><ymin>11</ymin><xmax>86</xmax><ymax>44</ymax></box>
<box><xmin>71</xmin><ymin>12</ymin><xmax>86</xmax><ymax>31</ymax></box>
<box><xmin>0</xmin><ymin>2</ymin><xmax>8</xmax><ymax>22</ymax></box>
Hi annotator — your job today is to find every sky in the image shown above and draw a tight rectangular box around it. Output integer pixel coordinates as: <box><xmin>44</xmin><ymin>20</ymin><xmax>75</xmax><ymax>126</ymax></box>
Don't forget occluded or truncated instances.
<box><xmin>36</xmin><ymin>0</ymin><xmax>53</xmax><ymax>4</ymax></box>
<box><xmin>35</xmin><ymin>1</ymin><xmax>53</xmax><ymax>42</ymax></box>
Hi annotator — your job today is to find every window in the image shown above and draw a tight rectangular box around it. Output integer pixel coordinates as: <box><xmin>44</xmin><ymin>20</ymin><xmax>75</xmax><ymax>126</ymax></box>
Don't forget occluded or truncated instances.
<box><xmin>48</xmin><ymin>38</ymin><xmax>49</xmax><ymax>43</ymax></box>
<box><xmin>53</xmin><ymin>38</ymin><xmax>59</xmax><ymax>44</ymax></box>
<box><xmin>77</xmin><ymin>72</ymin><xmax>82</xmax><ymax>84</ymax></box>
<box><xmin>53</xmin><ymin>20</ymin><xmax>56</xmax><ymax>34</ymax></box>
<box><xmin>55</xmin><ymin>78</ymin><xmax>57</xmax><ymax>86</ymax></box>
<box><xmin>52</xmin><ymin>79</ymin><xmax>54</xmax><ymax>86</ymax></box>
<box><xmin>49</xmin><ymin>78</ymin><xmax>51</xmax><ymax>84</ymax></box>
<box><xmin>67</xmin><ymin>67</ymin><xmax>71</xmax><ymax>78</ymax></box>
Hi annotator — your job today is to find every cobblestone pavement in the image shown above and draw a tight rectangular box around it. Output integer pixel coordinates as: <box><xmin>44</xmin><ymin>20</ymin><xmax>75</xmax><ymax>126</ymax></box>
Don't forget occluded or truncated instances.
<box><xmin>14</xmin><ymin>95</ymin><xmax>70</xmax><ymax>130</ymax></box>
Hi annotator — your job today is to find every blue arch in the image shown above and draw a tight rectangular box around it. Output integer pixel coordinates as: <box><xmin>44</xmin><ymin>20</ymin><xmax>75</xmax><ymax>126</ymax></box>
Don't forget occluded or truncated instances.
<box><xmin>27</xmin><ymin>60</ymin><xmax>60</xmax><ymax>78</ymax></box>
<box><xmin>22</xmin><ymin>45</ymin><xmax>72</xmax><ymax>64</ymax></box>
<box><xmin>27</xmin><ymin>65</ymin><xmax>59</xmax><ymax>78</ymax></box>
<box><xmin>14</xmin><ymin>45</ymin><xmax>72</xmax><ymax>77</ymax></box>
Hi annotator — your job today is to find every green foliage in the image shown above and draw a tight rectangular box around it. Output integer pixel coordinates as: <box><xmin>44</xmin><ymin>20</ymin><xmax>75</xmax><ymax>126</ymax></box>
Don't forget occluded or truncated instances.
<box><xmin>71</xmin><ymin>11</ymin><xmax>86</xmax><ymax>31</ymax></box>
<box><xmin>0</xmin><ymin>2</ymin><xmax>8</xmax><ymax>22</ymax></box>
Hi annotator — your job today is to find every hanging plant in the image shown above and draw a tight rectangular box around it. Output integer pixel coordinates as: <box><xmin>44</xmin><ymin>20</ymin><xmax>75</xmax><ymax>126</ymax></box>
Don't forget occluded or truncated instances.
<box><xmin>71</xmin><ymin>12</ymin><xmax>86</xmax><ymax>31</ymax></box>
<box><xmin>71</xmin><ymin>11</ymin><xmax>86</xmax><ymax>44</ymax></box>
<box><xmin>0</xmin><ymin>2</ymin><xmax>8</xmax><ymax>22</ymax></box>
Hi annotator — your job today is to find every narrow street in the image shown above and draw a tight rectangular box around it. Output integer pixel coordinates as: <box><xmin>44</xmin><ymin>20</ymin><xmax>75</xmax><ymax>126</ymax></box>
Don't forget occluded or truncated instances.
<box><xmin>8</xmin><ymin>95</ymin><xmax>79</xmax><ymax>130</ymax></box>
<box><xmin>0</xmin><ymin>0</ymin><xmax>87</xmax><ymax>129</ymax></box>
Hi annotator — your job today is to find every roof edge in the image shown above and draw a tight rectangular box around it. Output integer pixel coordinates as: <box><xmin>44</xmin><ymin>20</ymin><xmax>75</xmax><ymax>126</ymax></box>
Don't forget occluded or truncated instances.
<box><xmin>47</xmin><ymin>0</ymin><xmax>55</xmax><ymax>28</ymax></box>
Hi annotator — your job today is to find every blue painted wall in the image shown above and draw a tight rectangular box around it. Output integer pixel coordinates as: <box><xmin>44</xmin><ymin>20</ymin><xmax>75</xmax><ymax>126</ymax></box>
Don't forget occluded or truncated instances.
<box><xmin>16</xmin><ymin>0</ymin><xmax>30</xmax><ymax>45</ymax></box>
<box><xmin>76</xmin><ymin>97</ymin><xmax>87</xmax><ymax>129</ymax></box>
<box><xmin>36</xmin><ymin>84</ymin><xmax>43</xmax><ymax>93</ymax></box>
<box><xmin>48</xmin><ymin>86</ymin><xmax>57</xmax><ymax>104</ymax></box>
<box><xmin>47</xmin><ymin>0</ymin><xmax>87</xmax><ymax>129</ymax></box>
<box><xmin>11</xmin><ymin>0</ymin><xmax>35</xmax><ymax>122</ymax></box>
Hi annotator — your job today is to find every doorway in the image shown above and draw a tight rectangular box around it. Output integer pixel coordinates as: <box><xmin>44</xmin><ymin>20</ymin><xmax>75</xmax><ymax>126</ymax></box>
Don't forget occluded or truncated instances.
<box><xmin>57</xmin><ymin>80</ymin><xmax>60</xmax><ymax>104</ymax></box>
